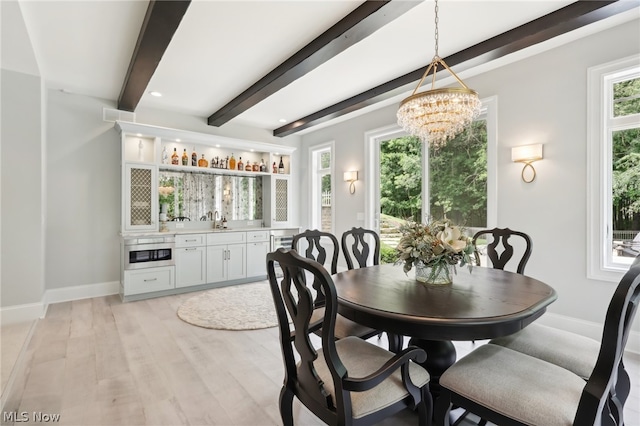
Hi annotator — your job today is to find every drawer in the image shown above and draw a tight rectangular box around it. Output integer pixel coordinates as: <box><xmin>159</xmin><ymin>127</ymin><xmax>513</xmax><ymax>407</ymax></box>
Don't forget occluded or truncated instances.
<box><xmin>207</xmin><ymin>231</ymin><xmax>246</xmax><ymax>245</ymax></box>
<box><xmin>246</xmin><ymin>230</ymin><xmax>270</xmax><ymax>242</ymax></box>
<box><xmin>124</xmin><ymin>266</ymin><xmax>175</xmax><ymax>295</ymax></box>
<box><xmin>176</xmin><ymin>233</ymin><xmax>207</xmax><ymax>247</ymax></box>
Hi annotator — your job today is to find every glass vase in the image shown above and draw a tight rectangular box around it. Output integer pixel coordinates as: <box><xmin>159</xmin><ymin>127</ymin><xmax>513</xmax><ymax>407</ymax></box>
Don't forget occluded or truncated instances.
<box><xmin>415</xmin><ymin>261</ymin><xmax>453</xmax><ymax>285</ymax></box>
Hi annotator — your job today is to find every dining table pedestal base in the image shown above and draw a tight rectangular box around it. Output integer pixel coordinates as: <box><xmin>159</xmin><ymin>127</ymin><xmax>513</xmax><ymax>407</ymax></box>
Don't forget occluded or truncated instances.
<box><xmin>408</xmin><ymin>338</ymin><xmax>456</xmax><ymax>399</ymax></box>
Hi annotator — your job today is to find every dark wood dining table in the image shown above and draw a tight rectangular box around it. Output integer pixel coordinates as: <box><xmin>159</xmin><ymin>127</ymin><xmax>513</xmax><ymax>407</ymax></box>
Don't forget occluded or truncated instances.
<box><xmin>332</xmin><ymin>264</ymin><xmax>557</xmax><ymax>396</ymax></box>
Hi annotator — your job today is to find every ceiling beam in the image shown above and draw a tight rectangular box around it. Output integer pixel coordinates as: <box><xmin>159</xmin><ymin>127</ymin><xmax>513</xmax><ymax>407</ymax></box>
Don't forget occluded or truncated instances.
<box><xmin>118</xmin><ymin>0</ymin><xmax>191</xmax><ymax>112</ymax></box>
<box><xmin>207</xmin><ymin>0</ymin><xmax>421</xmax><ymax>127</ymax></box>
<box><xmin>274</xmin><ymin>0</ymin><xmax>638</xmax><ymax>137</ymax></box>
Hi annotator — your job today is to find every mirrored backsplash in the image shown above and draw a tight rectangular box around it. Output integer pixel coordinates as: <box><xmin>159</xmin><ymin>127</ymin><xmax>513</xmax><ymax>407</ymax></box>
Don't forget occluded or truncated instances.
<box><xmin>159</xmin><ymin>171</ymin><xmax>263</xmax><ymax>222</ymax></box>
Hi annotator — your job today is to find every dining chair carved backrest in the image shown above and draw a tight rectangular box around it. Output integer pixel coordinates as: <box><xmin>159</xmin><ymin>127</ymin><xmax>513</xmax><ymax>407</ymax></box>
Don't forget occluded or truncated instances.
<box><xmin>267</xmin><ymin>248</ymin><xmax>433</xmax><ymax>426</ymax></box>
<box><xmin>172</xmin><ymin>216</ymin><xmax>191</xmax><ymax>222</ymax></box>
<box><xmin>292</xmin><ymin>229</ymin><xmax>379</xmax><ymax>341</ymax></box>
<box><xmin>292</xmin><ymin>229</ymin><xmax>339</xmax><ymax>306</ymax></box>
<box><xmin>341</xmin><ymin>227</ymin><xmax>381</xmax><ymax>270</ymax></box>
<box><xmin>435</xmin><ymin>256</ymin><xmax>640</xmax><ymax>426</ymax></box>
<box><xmin>472</xmin><ymin>227</ymin><xmax>532</xmax><ymax>274</ymax></box>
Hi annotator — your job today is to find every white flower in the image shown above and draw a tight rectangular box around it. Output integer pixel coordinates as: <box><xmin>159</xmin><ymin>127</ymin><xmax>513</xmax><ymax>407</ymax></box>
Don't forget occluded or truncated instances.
<box><xmin>158</xmin><ymin>186</ymin><xmax>175</xmax><ymax>196</ymax></box>
<box><xmin>438</xmin><ymin>226</ymin><xmax>467</xmax><ymax>253</ymax></box>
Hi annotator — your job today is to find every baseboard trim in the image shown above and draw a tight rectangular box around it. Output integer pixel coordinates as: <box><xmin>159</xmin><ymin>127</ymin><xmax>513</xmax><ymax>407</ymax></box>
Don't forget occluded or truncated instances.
<box><xmin>0</xmin><ymin>281</ymin><xmax>119</xmax><ymax>325</ymax></box>
<box><xmin>537</xmin><ymin>312</ymin><xmax>640</xmax><ymax>355</ymax></box>
<box><xmin>0</xmin><ymin>303</ymin><xmax>45</xmax><ymax>325</ymax></box>
<box><xmin>44</xmin><ymin>281</ymin><xmax>120</xmax><ymax>305</ymax></box>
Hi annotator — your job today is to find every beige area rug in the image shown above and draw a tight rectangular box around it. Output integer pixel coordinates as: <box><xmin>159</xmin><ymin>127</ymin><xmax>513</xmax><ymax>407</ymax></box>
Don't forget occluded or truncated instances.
<box><xmin>177</xmin><ymin>281</ymin><xmax>279</xmax><ymax>330</ymax></box>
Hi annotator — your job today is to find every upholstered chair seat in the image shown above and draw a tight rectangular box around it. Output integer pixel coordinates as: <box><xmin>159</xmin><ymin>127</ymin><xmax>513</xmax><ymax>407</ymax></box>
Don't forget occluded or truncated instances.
<box><xmin>439</xmin><ymin>344</ymin><xmax>584</xmax><ymax>426</ymax></box>
<box><xmin>310</xmin><ymin>308</ymin><xmax>380</xmax><ymax>340</ymax></box>
<box><xmin>490</xmin><ymin>323</ymin><xmax>599</xmax><ymax>379</ymax></box>
<box><xmin>312</xmin><ymin>336</ymin><xmax>430</xmax><ymax>419</ymax></box>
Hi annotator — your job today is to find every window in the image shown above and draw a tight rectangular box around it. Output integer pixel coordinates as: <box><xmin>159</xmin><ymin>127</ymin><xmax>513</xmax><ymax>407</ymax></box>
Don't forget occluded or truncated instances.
<box><xmin>587</xmin><ymin>55</ymin><xmax>640</xmax><ymax>281</ymax></box>
<box><xmin>365</xmin><ymin>96</ymin><xmax>497</xmax><ymax>236</ymax></box>
<box><xmin>310</xmin><ymin>143</ymin><xmax>334</xmax><ymax>232</ymax></box>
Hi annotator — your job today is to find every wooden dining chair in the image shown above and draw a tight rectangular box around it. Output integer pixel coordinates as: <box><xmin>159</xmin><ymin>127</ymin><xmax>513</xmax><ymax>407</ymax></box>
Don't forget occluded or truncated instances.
<box><xmin>435</xmin><ymin>257</ymin><xmax>640</xmax><ymax>426</ymax></box>
<box><xmin>292</xmin><ymin>229</ymin><xmax>379</xmax><ymax>341</ymax></box>
<box><xmin>341</xmin><ymin>227</ymin><xmax>381</xmax><ymax>269</ymax></box>
<box><xmin>472</xmin><ymin>227</ymin><xmax>532</xmax><ymax>274</ymax></box>
<box><xmin>267</xmin><ymin>248</ymin><xmax>433</xmax><ymax>426</ymax></box>
<box><xmin>489</xmin><ymin>254</ymin><xmax>640</xmax><ymax>424</ymax></box>
<box><xmin>171</xmin><ymin>216</ymin><xmax>191</xmax><ymax>222</ymax></box>
<box><xmin>341</xmin><ymin>227</ymin><xmax>401</xmax><ymax>351</ymax></box>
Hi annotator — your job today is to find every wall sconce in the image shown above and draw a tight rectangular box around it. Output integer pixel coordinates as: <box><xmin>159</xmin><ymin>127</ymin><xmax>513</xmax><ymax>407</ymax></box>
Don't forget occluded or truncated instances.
<box><xmin>512</xmin><ymin>144</ymin><xmax>543</xmax><ymax>183</ymax></box>
<box><xmin>343</xmin><ymin>171</ymin><xmax>358</xmax><ymax>194</ymax></box>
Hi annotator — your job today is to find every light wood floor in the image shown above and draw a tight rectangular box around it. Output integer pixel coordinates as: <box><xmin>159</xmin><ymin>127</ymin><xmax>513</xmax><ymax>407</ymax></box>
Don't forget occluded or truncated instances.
<box><xmin>2</xmin><ymin>290</ymin><xmax>640</xmax><ymax>426</ymax></box>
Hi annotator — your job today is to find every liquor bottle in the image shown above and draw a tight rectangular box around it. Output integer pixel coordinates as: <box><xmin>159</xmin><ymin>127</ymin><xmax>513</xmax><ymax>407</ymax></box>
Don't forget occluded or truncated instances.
<box><xmin>161</xmin><ymin>146</ymin><xmax>169</xmax><ymax>164</ymax></box>
<box><xmin>278</xmin><ymin>156</ymin><xmax>285</xmax><ymax>174</ymax></box>
<box><xmin>198</xmin><ymin>154</ymin><xmax>208</xmax><ymax>168</ymax></box>
<box><xmin>245</xmin><ymin>162</ymin><xmax>252</xmax><ymax>172</ymax></box>
<box><xmin>252</xmin><ymin>162</ymin><xmax>259</xmax><ymax>172</ymax></box>
<box><xmin>171</xmin><ymin>148</ymin><xmax>179</xmax><ymax>165</ymax></box>
<box><xmin>229</xmin><ymin>153</ymin><xmax>236</xmax><ymax>170</ymax></box>
<box><xmin>259</xmin><ymin>158</ymin><xmax>266</xmax><ymax>172</ymax></box>
<box><xmin>222</xmin><ymin>217</ymin><xmax>228</xmax><ymax>229</ymax></box>
<box><xmin>272</xmin><ymin>162</ymin><xmax>277</xmax><ymax>173</ymax></box>
<box><xmin>191</xmin><ymin>147</ymin><xmax>197</xmax><ymax>166</ymax></box>
<box><xmin>237</xmin><ymin>157</ymin><xmax>243</xmax><ymax>171</ymax></box>
<box><xmin>181</xmin><ymin>149</ymin><xmax>188</xmax><ymax>166</ymax></box>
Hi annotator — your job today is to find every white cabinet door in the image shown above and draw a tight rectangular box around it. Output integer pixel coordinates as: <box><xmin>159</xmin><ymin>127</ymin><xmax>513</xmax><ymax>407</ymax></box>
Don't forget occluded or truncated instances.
<box><xmin>176</xmin><ymin>246</ymin><xmax>207</xmax><ymax>288</ymax></box>
<box><xmin>124</xmin><ymin>163</ymin><xmax>158</xmax><ymax>232</ymax></box>
<box><xmin>206</xmin><ymin>245</ymin><xmax>227</xmax><ymax>283</ymax></box>
<box><xmin>226</xmin><ymin>243</ymin><xmax>247</xmax><ymax>281</ymax></box>
<box><xmin>271</xmin><ymin>175</ymin><xmax>291</xmax><ymax>226</ymax></box>
<box><xmin>246</xmin><ymin>241</ymin><xmax>269</xmax><ymax>277</ymax></box>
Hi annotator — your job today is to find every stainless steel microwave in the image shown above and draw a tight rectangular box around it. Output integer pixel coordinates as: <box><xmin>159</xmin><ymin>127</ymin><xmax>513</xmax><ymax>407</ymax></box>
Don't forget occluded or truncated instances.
<box><xmin>123</xmin><ymin>236</ymin><xmax>175</xmax><ymax>270</ymax></box>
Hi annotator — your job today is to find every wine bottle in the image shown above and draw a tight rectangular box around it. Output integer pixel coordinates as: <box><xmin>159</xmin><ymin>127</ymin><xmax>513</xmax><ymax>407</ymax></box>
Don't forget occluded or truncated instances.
<box><xmin>171</xmin><ymin>148</ymin><xmax>179</xmax><ymax>165</ymax></box>
<box><xmin>272</xmin><ymin>162</ymin><xmax>277</xmax><ymax>173</ymax></box>
<box><xmin>161</xmin><ymin>146</ymin><xmax>169</xmax><ymax>164</ymax></box>
<box><xmin>278</xmin><ymin>156</ymin><xmax>285</xmax><ymax>174</ymax></box>
<box><xmin>181</xmin><ymin>149</ymin><xmax>188</xmax><ymax>166</ymax></box>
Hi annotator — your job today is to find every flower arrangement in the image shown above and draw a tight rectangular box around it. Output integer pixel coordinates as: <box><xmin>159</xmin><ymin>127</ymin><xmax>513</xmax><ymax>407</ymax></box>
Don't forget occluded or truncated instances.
<box><xmin>158</xmin><ymin>186</ymin><xmax>175</xmax><ymax>197</ymax></box>
<box><xmin>395</xmin><ymin>219</ymin><xmax>474</xmax><ymax>282</ymax></box>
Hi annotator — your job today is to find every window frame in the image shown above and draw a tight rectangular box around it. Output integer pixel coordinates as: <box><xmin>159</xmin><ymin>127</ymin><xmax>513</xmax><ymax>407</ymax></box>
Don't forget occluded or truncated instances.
<box><xmin>587</xmin><ymin>54</ymin><xmax>640</xmax><ymax>281</ymax></box>
<box><xmin>309</xmin><ymin>141</ymin><xmax>335</xmax><ymax>233</ymax></box>
<box><xmin>364</xmin><ymin>96</ymin><xmax>497</xmax><ymax>232</ymax></box>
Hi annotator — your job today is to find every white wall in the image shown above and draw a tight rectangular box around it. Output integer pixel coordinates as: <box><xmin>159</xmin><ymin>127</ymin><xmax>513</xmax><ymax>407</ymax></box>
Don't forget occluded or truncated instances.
<box><xmin>301</xmin><ymin>19</ymin><xmax>640</xmax><ymax>338</ymax></box>
<box><xmin>1</xmin><ymin>69</ymin><xmax>44</xmax><ymax>309</ymax></box>
<box><xmin>45</xmin><ymin>91</ymin><xmax>121</xmax><ymax>290</ymax></box>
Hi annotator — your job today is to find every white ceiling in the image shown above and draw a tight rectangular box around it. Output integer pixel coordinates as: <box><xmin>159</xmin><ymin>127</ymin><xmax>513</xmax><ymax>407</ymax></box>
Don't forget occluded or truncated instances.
<box><xmin>5</xmin><ymin>0</ymin><xmax>640</xmax><ymax>136</ymax></box>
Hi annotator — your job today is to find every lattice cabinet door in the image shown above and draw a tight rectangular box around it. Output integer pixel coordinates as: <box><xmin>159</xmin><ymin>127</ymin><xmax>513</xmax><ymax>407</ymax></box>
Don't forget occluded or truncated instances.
<box><xmin>272</xmin><ymin>176</ymin><xmax>290</xmax><ymax>225</ymax></box>
<box><xmin>124</xmin><ymin>163</ymin><xmax>158</xmax><ymax>232</ymax></box>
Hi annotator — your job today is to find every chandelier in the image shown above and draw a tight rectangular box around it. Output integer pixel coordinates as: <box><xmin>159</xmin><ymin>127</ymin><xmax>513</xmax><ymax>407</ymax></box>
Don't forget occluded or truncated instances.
<box><xmin>397</xmin><ymin>0</ymin><xmax>481</xmax><ymax>148</ymax></box>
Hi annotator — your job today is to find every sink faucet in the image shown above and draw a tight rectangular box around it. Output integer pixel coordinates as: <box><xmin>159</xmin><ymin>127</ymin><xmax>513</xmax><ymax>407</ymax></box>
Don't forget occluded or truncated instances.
<box><xmin>213</xmin><ymin>210</ymin><xmax>220</xmax><ymax>229</ymax></box>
